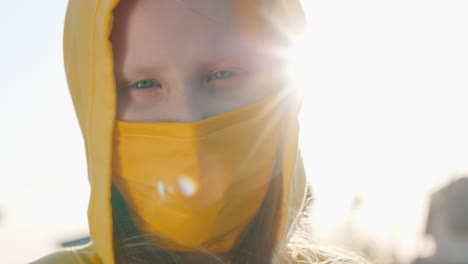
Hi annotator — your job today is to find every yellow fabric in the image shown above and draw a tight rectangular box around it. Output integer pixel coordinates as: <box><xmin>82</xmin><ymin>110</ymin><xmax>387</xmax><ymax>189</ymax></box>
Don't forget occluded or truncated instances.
<box><xmin>112</xmin><ymin>91</ymin><xmax>287</xmax><ymax>253</ymax></box>
<box><xmin>32</xmin><ymin>0</ymin><xmax>308</xmax><ymax>263</ymax></box>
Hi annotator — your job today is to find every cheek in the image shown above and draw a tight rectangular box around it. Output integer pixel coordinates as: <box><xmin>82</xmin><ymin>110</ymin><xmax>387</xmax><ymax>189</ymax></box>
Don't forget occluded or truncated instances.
<box><xmin>207</xmin><ymin>81</ymin><xmax>276</xmax><ymax>114</ymax></box>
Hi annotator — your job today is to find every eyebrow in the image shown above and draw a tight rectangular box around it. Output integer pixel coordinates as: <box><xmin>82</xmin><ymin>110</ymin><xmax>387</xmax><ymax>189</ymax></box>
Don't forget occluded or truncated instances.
<box><xmin>121</xmin><ymin>65</ymin><xmax>166</xmax><ymax>77</ymax></box>
<box><xmin>118</xmin><ymin>48</ymin><xmax>257</xmax><ymax>78</ymax></box>
<box><xmin>124</xmin><ymin>59</ymin><xmax>244</xmax><ymax>74</ymax></box>
<box><xmin>112</xmin><ymin>67</ymin><xmax>154</xmax><ymax>86</ymax></box>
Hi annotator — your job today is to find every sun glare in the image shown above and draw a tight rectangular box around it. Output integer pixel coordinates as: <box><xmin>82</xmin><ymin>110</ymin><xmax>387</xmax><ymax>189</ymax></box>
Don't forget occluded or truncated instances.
<box><xmin>284</xmin><ymin>32</ymin><xmax>315</xmax><ymax>95</ymax></box>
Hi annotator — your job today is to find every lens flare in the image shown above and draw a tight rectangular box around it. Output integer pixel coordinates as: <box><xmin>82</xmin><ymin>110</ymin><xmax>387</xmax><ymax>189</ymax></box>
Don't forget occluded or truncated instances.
<box><xmin>157</xmin><ymin>181</ymin><xmax>165</xmax><ymax>196</ymax></box>
<box><xmin>178</xmin><ymin>176</ymin><xmax>198</xmax><ymax>197</ymax></box>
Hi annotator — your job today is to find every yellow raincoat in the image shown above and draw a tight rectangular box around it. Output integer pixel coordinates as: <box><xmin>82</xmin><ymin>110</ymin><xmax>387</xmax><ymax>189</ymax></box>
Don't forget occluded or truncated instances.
<box><xmin>32</xmin><ymin>0</ymin><xmax>312</xmax><ymax>263</ymax></box>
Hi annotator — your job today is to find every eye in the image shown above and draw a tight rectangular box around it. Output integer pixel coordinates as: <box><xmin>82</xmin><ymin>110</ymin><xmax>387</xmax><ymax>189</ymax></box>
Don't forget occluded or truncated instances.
<box><xmin>209</xmin><ymin>70</ymin><xmax>234</xmax><ymax>81</ymax></box>
<box><xmin>131</xmin><ymin>80</ymin><xmax>161</xmax><ymax>89</ymax></box>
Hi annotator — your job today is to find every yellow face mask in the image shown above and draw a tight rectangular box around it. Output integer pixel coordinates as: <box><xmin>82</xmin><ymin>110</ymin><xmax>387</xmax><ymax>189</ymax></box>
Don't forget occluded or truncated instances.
<box><xmin>112</xmin><ymin>91</ymin><xmax>289</xmax><ymax>253</ymax></box>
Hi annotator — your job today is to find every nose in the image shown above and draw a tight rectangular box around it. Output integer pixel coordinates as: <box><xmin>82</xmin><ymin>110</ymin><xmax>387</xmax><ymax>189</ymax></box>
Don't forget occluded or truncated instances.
<box><xmin>168</xmin><ymin>81</ymin><xmax>206</xmax><ymax>123</ymax></box>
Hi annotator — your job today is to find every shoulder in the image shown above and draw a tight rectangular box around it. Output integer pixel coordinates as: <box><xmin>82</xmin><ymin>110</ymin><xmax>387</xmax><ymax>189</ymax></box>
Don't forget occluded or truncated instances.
<box><xmin>30</xmin><ymin>242</ymin><xmax>103</xmax><ymax>264</ymax></box>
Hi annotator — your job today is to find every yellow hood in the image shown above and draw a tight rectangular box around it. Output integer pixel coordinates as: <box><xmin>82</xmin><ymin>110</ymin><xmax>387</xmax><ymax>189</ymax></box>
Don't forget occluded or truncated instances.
<box><xmin>62</xmin><ymin>0</ymin><xmax>307</xmax><ymax>263</ymax></box>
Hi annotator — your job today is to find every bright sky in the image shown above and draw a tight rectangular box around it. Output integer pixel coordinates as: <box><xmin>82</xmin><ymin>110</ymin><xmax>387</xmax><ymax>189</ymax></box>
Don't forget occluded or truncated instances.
<box><xmin>298</xmin><ymin>1</ymin><xmax>468</xmax><ymax>261</ymax></box>
<box><xmin>0</xmin><ymin>1</ymin><xmax>467</xmax><ymax>264</ymax></box>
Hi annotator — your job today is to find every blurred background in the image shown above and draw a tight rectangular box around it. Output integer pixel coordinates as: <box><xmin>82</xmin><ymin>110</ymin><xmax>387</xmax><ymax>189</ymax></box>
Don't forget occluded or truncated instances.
<box><xmin>1</xmin><ymin>0</ymin><xmax>467</xmax><ymax>263</ymax></box>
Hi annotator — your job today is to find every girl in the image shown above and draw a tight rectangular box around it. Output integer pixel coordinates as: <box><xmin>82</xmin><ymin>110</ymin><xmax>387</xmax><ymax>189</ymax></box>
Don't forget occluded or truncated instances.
<box><xmin>33</xmin><ymin>0</ymin><xmax>368</xmax><ymax>263</ymax></box>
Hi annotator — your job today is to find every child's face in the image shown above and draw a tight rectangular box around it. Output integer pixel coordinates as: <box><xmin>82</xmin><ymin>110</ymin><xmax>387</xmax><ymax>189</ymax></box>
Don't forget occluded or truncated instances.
<box><xmin>110</xmin><ymin>0</ymin><xmax>287</xmax><ymax>122</ymax></box>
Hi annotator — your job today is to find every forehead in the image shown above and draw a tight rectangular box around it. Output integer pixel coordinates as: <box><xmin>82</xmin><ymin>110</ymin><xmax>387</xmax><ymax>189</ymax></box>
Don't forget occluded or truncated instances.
<box><xmin>112</xmin><ymin>0</ymin><xmax>240</xmax><ymax>32</ymax></box>
<box><xmin>111</xmin><ymin>0</ymin><xmax>264</xmax><ymax>60</ymax></box>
